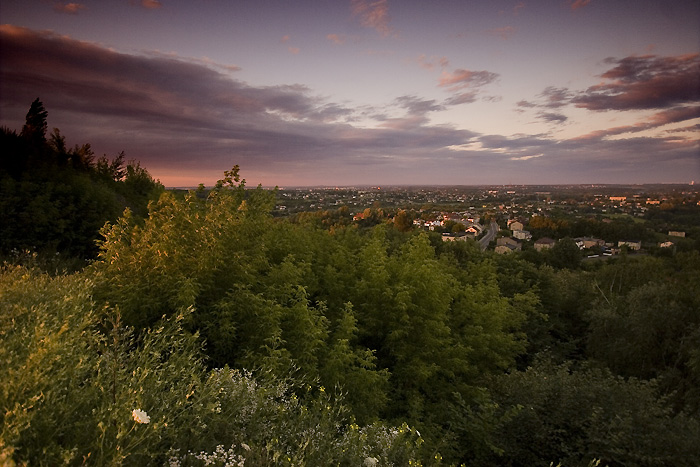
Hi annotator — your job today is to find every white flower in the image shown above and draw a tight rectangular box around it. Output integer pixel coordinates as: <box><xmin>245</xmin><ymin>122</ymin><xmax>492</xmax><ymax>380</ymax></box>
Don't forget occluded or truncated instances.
<box><xmin>363</xmin><ymin>457</ymin><xmax>378</xmax><ymax>467</ymax></box>
<box><xmin>132</xmin><ymin>408</ymin><xmax>150</xmax><ymax>424</ymax></box>
<box><xmin>240</xmin><ymin>443</ymin><xmax>250</xmax><ymax>452</ymax></box>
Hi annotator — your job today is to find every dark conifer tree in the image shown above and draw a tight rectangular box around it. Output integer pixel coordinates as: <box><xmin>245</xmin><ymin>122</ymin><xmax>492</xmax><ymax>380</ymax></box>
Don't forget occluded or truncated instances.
<box><xmin>20</xmin><ymin>97</ymin><xmax>48</xmax><ymax>144</ymax></box>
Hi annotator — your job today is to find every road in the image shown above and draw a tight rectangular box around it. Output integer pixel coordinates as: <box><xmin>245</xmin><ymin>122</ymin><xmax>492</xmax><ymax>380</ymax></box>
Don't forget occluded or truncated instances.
<box><xmin>479</xmin><ymin>220</ymin><xmax>499</xmax><ymax>251</ymax></box>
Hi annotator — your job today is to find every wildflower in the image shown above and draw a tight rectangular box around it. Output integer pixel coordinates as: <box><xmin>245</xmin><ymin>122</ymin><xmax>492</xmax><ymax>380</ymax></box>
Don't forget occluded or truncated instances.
<box><xmin>241</xmin><ymin>443</ymin><xmax>250</xmax><ymax>452</ymax></box>
<box><xmin>364</xmin><ymin>457</ymin><xmax>378</xmax><ymax>467</ymax></box>
<box><xmin>132</xmin><ymin>408</ymin><xmax>150</xmax><ymax>424</ymax></box>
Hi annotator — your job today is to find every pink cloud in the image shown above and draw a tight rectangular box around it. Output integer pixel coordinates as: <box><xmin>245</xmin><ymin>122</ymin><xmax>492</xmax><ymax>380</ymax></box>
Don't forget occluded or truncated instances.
<box><xmin>281</xmin><ymin>35</ymin><xmax>291</xmax><ymax>43</ymax></box>
<box><xmin>351</xmin><ymin>0</ymin><xmax>395</xmax><ymax>37</ymax></box>
<box><xmin>570</xmin><ymin>0</ymin><xmax>591</xmax><ymax>10</ymax></box>
<box><xmin>53</xmin><ymin>3</ymin><xmax>86</xmax><ymax>14</ymax></box>
<box><xmin>438</xmin><ymin>69</ymin><xmax>499</xmax><ymax>90</ymax></box>
<box><xmin>514</xmin><ymin>2</ymin><xmax>526</xmax><ymax>14</ymax></box>
<box><xmin>326</xmin><ymin>34</ymin><xmax>346</xmax><ymax>45</ymax></box>
<box><xmin>288</xmin><ymin>46</ymin><xmax>300</xmax><ymax>55</ymax></box>
<box><xmin>141</xmin><ymin>0</ymin><xmax>162</xmax><ymax>9</ymax></box>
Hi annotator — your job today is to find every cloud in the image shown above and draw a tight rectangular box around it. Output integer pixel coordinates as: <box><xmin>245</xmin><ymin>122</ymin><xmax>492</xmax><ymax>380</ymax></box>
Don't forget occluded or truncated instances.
<box><xmin>326</xmin><ymin>34</ymin><xmax>346</xmax><ymax>45</ymax></box>
<box><xmin>444</xmin><ymin>92</ymin><xmax>478</xmax><ymax>106</ymax></box>
<box><xmin>488</xmin><ymin>26</ymin><xmax>515</xmax><ymax>40</ymax></box>
<box><xmin>351</xmin><ymin>0</ymin><xmax>395</xmax><ymax>37</ymax></box>
<box><xmin>194</xmin><ymin>56</ymin><xmax>241</xmax><ymax>73</ymax></box>
<box><xmin>288</xmin><ymin>46</ymin><xmax>300</xmax><ymax>55</ymax></box>
<box><xmin>513</xmin><ymin>2</ymin><xmax>526</xmax><ymax>14</ymax></box>
<box><xmin>573</xmin><ymin>54</ymin><xmax>700</xmax><ymax>110</ymax></box>
<box><xmin>281</xmin><ymin>35</ymin><xmax>291</xmax><ymax>43</ymax></box>
<box><xmin>570</xmin><ymin>0</ymin><xmax>591</xmax><ymax>10</ymax></box>
<box><xmin>538</xmin><ymin>112</ymin><xmax>568</xmax><ymax>124</ymax></box>
<box><xmin>53</xmin><ymin>3</ymin><xmax>86</xmax><ymax>14</ymax></box>
<box><xmin>395</xmin><ymin>95</ymin><xmax>444</xmax><ymax>115</ymax></box>
<box><xmin>572</xmin><ymin>105</ymin><xmax>700</xmax><ymax>141</ymax></box>
<box><xmin>438</xmin><ymin>69</ymin><xmax>499</xmax><ymax>91</ymax></box>
<box><xmin>2</xmin><ymin>25</ymin><xmax>696</xmax><ymax>186</ymax></box>
<box><xmin>0</xmin><ymin>25</ymin><xmax>488</xmax><ymax>184</ymax></box>
<box><xmin>540</xmin><ymin>86</ymin><xmax>572</xmax><ymax>108</ymax></box>
<box><xmin>140</xmin><ymin>0</ymin><xmax>162</xmax><ymax>9</ymax></box>
<box><xmin>510</xmin><ymin>154</ymin><xmax>543</xmax><ymax>161</ymax></box>
<box><xmin>516</xmin><ymin>100</ymin><xmax>536</xmax><ymax>109</ymax></box>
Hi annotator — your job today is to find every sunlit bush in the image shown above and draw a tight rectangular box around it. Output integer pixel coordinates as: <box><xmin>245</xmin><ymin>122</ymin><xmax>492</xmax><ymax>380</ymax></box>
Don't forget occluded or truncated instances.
<box><xmin>0</xmin><ymin>266</ymin><xmax>424</xmax><ymax>466</ymax></box>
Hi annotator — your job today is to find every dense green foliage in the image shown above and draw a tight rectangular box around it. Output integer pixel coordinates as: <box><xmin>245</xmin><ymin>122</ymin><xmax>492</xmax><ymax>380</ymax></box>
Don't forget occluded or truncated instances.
<box><xmin>0</xmin><ymin>266</ymin><xmax>424</xmax><ymax>466</ymax></box>
<box><xmin>2</xmin><ymin>101</ymin><xmax>699</xmax><ymax>465</ymax></box>
<box><xmin>1</xmin><ymin>99</ymin><xmax>163</xmax><ymax>264</ymax></box>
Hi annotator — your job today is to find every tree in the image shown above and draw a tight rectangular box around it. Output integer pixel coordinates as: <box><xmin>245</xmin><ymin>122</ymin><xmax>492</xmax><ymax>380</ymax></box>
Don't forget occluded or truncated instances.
<box><xmin>548</xmin><ymin>237</ymin><xmax>582</xmax><ymax>269</ymax></box>
<box><xmin>393</xmin><ymin>209</ymin><xmax>413</xmax><ymax>232</ymax></box>
<box><xmin>587</xmin><ymin>253</ymin><xmax>700</xmax><ymax>414</ymax></box>
<box><xmin>20</xmin><ymin>98</ymin><xmax>48</xmax><ymax>144</ymax></box>
<box><xmin>95</xmin><ymin>152</ymin><xmax>126</xmax><ymax>182</ymax></box>
<box><xmin>481</xmin><ymin>360</ymin><xmax>700</xmax><ymax>467</ymax></box>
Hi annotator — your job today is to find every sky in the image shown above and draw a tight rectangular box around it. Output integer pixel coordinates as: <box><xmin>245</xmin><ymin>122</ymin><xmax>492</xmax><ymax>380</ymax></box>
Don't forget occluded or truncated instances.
<box><xmin>1</xmin><ymin>0</ymin><xmax>699</xmax><ymax>187</ymax></box>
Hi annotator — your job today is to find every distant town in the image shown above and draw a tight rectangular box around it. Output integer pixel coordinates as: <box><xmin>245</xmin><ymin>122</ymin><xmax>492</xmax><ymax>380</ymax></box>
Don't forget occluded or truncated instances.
<box><xmin>269</xmin><ymin>183</ymin><xmax>700</xmax><ymax>257</ymax></box>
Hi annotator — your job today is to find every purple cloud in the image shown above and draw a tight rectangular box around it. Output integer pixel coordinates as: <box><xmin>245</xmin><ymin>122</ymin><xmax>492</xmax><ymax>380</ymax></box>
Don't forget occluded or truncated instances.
<box><xmin>439</xmin><ymin>69</ymin><xmax>499</xmax><ymax>90</ymax></box>
<box><xmin>1</xmin><ymin>25</ymin><xmax>696</xmax><ymax>186</ymax></box>
<box><xmin>394</xmin><ymin>95</ymin><xmax>444</xmax><ymax>115</ymax></box>
<box><xmin>0</xmin><ymin>25</ymin><xmax>487</xmax><ymax>184</ymax></box>
<box><xmin>539</xmin><ymin>86</ymin><xmax>573</xmax><ymax>108</ymax></box>
<box><xmin>444</xmin><ymin>92</ymin><xmax>479</xmax><ymax>106</ymax></box>
<box><xmin>573</xmin><ymin>54</ymin><xmax>700</xmax><ymax>111</ymax></box>
<box><xmin>538</xmin><ymin>112</ymin><xmax>568</xmax><ymax>124</ymax></box>
<box><xmin>572</xmin><ymin>105</ymin><xmax>700</xmax><ymax>141</ymax></box>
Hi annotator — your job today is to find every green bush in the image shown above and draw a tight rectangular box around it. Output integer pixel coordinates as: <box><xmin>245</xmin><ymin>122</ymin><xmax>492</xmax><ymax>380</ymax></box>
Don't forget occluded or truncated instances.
<box><xmin>0</xmin><ymin>266</ymin><xmax>424</xmax><ymax>466</ymax></box>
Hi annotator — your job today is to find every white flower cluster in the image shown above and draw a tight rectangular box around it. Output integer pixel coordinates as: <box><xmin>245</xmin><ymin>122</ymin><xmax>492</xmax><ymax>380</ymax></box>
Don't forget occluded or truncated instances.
<box><xmin>193</xmin><ymin>444</ymin><xmax>246</xmax><ymax>467</ymax></box>
<box><xmin>131</xmin><ymin>408</ymin><xmax>150</xmax><ymax>424</ymax></box>
<box><xmin>168</xmin><ymin>444</ymin><xmax>249</xmax><ymax>467</ymax></box>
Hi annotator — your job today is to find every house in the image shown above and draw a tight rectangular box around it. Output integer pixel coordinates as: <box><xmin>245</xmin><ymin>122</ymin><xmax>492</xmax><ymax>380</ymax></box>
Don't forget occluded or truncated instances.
<box><xmin>508</xmin><ymin>220</ymin><xmax>524</xmax><ymax>232</ymax></box>
<box><xmin>513</xmin><ymin>230</ymin><xmax>532</xmax><ymax>241</ymax></box>
<box><xmin>669</xmin><ymin>231</ymin><xmax>686</xmax><ymax>238</ymax></box>
<box><xmin>534</xmin><ymin>237</ymin><xmax>555</xmax><ymax>251</ymax></box>
<box><xmin>659</xmin><ymin>241</ymin><xmax>674</xmax><ymax>248</ymax></box>
<box><xmin>575</xmin><ymin>237</ymin><xmax>605</xmax><ymax>249</ymax></box>
<box><xmin>618</xmin><ymin>240</ymin><xmax>641</xmax><ymax>251</ymax></box>
<box><xmin>610</xmin><ymin>196</ymin><xmax>627</xmax><ymax>204</ymax></box>
<box><xmin>495</xmin><ymin>241</ymin><xmax>521</xmax><ymax>254</ymax></box>
<box><xmin>466</xmin><ymin>223</ymin><xmax>483</xmax><ymax>235</ymax></box>
<box><xmin>497</xmin><ymin>237</ymin><xmax>522</xmax><ymax>251</ymax></box>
